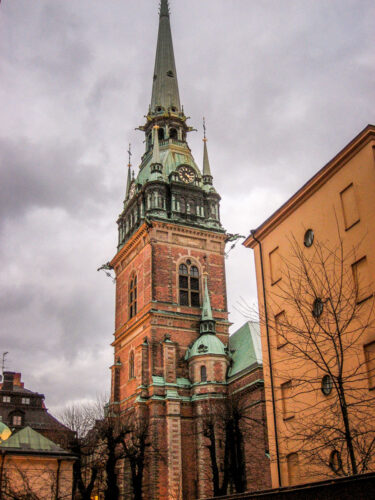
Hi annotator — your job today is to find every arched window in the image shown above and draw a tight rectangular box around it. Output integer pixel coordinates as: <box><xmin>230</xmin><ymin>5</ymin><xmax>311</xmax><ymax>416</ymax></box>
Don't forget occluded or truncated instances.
<box><xmin>129</xmin><ymin>351</ymin><xmax>135</xmax><ymax>379</ymax></box>
<box><xmin>158</xmin><ymin>127</ymin><xmax>164</xmax><ymax>141</ymax></box>
<box><xmin>200</xmin><ymin>365</ymin><xmax>207</xmax><ymax>382</ymax></box>
<box><xmin>179</xmin><ymin>260</ymin><xmax>200</xmax><ymax>306</ymax></box>
<box><xmin>129</xmin><ymin>275</ymin><xmax>137</xmax><ymax>319</ymax></box>
<box><xmin>169</xmin><ymin>128</ymin><xmax>178</xmax><ymax>139</ymax></box>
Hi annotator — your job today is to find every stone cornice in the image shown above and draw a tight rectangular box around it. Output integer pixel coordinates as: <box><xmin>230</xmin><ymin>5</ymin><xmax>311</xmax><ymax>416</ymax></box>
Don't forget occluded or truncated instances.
<box><xmin>111</xmin><ymin>223</ymin><xmax>149</xmax><ymax>269</ymax></box>
<box><xmin>151</xmin><ymin>219</ymin><xmax>226</xmax><ymax>241</ymax></box>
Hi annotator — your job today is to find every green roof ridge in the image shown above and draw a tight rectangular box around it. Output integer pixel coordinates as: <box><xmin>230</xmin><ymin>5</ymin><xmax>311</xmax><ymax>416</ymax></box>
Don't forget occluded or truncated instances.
<box><xmin>0</xmin><ymin>426</ymin><xmax>66</xmax><ymax>453</ymax></box>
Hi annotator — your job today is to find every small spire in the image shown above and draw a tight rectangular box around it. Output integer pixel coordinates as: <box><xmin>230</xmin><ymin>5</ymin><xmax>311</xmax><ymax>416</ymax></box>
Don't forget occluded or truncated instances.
<box><xmin>202</xmin><ymin>118</ymin><xmax>213</xmax><ymax>183</ymax></box>
<box><xmin>151</xmin><ymin>126</ymin><xmax>161</xmax><ymax>165</ymax></box>
<box><xmin>201</xmin><ymin>274</ymin><xmax>213</xmax><ymax>322</ymax></box>
<box><xmin>200</xmin><ymin>274</ymin><xmax>216</xmax><ymax>335</ymax></box>
<box><xmin>125</xmin><ymin>143</ymin><xmax>132</xmax><ymax>198</ymax></box>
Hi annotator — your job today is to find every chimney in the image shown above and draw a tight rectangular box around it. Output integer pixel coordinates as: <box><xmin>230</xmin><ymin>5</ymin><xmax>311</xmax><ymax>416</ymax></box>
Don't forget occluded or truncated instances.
<box><xmin>2</xmin><ymin>371</ymin><xmax>15</xmax><ymax>391</ymax></box>
<box><xmin>13</xmin><ymin>373</ymin><xmax>22</xmax><ymax>388</ymax></box>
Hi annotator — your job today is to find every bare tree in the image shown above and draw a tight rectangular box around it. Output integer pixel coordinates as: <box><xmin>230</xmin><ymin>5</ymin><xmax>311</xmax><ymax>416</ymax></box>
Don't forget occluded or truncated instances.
<box><xmin>198</xmin><ymin>395</ymin><xmax>266</xmax><ymax>496</ymax></box>
<box><xmin>59</xmin><ymin>400</ymin><xmax>104</xmax><ymax>500</ymax></box>
<box><xmin>251</xmin><ymin>233</ymin><xmax>375</xmax><ymax>479</ymax></box>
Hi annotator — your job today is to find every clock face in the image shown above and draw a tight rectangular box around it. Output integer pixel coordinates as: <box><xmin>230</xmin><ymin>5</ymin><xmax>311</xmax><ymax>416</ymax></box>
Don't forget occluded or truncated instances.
<box><xmin>129</xmin><ymin>183</ymin><xmax>136</xmax><ymax>198</ymax></box>
<box><xmin>177</xmin><ymin>165</ymin><xmax>195</xmax><ymax>184</ymax></box>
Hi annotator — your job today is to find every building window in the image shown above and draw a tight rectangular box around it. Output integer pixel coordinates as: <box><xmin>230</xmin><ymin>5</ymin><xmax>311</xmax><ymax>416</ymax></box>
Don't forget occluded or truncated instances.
<box><xmin>329</xmin><ymin>450</ymin><xmax>342</xmax><ymax>473</ymax></box>
<box><xmin>321</xmin><ymin>375</ymin><xmax>333</xmax><ymax>395</ymax></box>
<box><xmin>269</xmin><ymin>247</ymin><xmax>282</xmax><ymax>285</ymax></box>
<box><xmin>286</xmin><ymin>453</ymin><xmax>300</xmax><ymax>485</ymax></box>
<box><xmin>129</xmin><ymin>351</ymin><xmax>135</xmax><ymax>380</ymax></box>
<box><xmin>312</xmin><ymin>297</ymin><xmax>324</xmax><ymax>318</ymax></box>
<box><xmin>352</xmin><ymin>257</ymin><xmax>372</xmax><ymax>304</ymax></box>
<box><xmin>200</xmin><ymin>365</ymin><xmax>207</xmax><ymax>382</ymax></box>
<box><xmin>179</xmin><ymin>261</ymin><xmax>200</xmax><ymax>307</ymax></box>
<box><xmin>2</xmin><ymin>396</ymin><xmax>10</xmax><ymax>403</ymax></box>
<box><xmin>281</xmin><ymin>380</ymin><xmax>294</xmax><ymax>420</ymax></box>
<box><xmin>275</xmin><ymin>311</ymin><xmax>287</xmax><ymax>348</ymax></box>
<box><xmin>169</xmin><ymin>128</ymin><xmax>178</xmax><ymax>139</ymax></box>
<box><xmin>21</xmin><ymin>398</ymin><xmax>30</xmax><ymax>405</ymax></box>
<box><xmin>158</xmin><ymin>127</ymin><xmax>164</xmax><ymax>141</ymax></box>
<box><xmin>364</xmin><ymin>341</ymin><xmax>375</xmax><ymax>390</ymax></box>
<box><xmin>12</xmin><ymin>415</ymin><xmax>22</xmax><ymax>426</ymax></box>
<box><xmin>304</xmin><ymin>229</ymin><xmax>314</xmax><ymax>247</ymax></box>
<box><xmin>129</xmin><ymin>274</ymin><xmax>137</xmax><ymax>318</ymax></box>
<box><xmin>340</xmin><ymin>183</ymin><xmax>360</xmax><ymax>230</ymax></box>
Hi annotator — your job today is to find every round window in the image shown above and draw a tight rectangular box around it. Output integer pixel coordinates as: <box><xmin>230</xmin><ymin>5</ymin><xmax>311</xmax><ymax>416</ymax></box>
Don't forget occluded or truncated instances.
<box><xmin>312</xmin><ymin>298</ymin><xmax>324</xmax><ymax>318</ymax></box>
<box><xmin>304</xmin><ymin>229</ymin><xmax>314</xmax><ymax>248</ymax></box>
<box><xmin>329</xmin><ymin>450</ymin><xmax>342</xmax><ymax>473</ymax></box>
<box><xmin>321</xmin><ymin>375</ymin><xmax>333</xmax><ymax>395</ymax></box>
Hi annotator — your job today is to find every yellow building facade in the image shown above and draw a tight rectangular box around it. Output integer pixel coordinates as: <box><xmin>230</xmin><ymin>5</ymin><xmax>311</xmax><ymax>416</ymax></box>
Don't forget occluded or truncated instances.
<box><xmin>245</xmin><ymin>125</ymin><xmax>375</xmax><ymax>487</ymax></box>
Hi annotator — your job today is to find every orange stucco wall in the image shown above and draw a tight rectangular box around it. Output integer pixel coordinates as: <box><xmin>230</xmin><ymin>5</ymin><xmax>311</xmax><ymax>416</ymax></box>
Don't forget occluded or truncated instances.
<box><xmin>246</xmin><ymin>128</ymin><xmax>375</xmax><ymax>487</ymax></box>
<box><xmin>1</xmin><ymin>454</ymin><xmax>73</xmax><ymax>499</ymax></box>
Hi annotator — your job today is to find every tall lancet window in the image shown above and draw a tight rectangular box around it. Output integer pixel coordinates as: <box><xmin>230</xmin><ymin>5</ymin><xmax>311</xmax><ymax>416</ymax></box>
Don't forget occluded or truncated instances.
<box><xmin>179</xmin><ymin>260</ymin><xmax>200</xmax><ymax>307</ymax></box>
<box><xmin>129</xmin><ymin>274</ymin><xmax>137</xmax><ymax>319</ymax></box>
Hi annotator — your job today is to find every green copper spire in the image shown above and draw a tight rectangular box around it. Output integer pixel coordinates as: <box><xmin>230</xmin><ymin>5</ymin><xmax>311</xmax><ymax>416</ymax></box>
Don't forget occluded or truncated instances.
<box><xmin>200</xmin><ymin>275</ymin><xmax>216</xmax><ymax>335</ymax></box>
<box><xmin>151</xmin><ymin>0</ymin><xmax>181</xmax><ymax>114</ymax></box>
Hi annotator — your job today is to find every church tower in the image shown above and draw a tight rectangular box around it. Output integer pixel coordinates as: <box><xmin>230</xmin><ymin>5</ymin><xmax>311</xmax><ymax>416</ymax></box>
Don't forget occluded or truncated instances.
<box><xmin>109</xmin><ymin>1</ymin><xmax>230</xmax><ymax>498</ymax></box>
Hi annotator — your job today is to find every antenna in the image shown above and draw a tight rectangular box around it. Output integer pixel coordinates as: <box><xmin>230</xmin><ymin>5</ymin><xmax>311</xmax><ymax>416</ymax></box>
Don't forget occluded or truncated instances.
<box><xmin>2</xmin><ymin>352</ymin><xmax>8</xmax><ymax>377</ymax></box>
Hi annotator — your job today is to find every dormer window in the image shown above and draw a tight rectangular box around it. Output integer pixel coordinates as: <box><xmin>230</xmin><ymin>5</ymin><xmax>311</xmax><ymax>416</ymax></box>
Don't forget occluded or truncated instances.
<box><xmin>179</xmin><ymin>261</ymin><xmax>200</xmax><ymax>307</ymax></box>
<box><xmin>167</xmin><ymin>70</ymin><xmax>174</xmax><ymax>77</ymax></box>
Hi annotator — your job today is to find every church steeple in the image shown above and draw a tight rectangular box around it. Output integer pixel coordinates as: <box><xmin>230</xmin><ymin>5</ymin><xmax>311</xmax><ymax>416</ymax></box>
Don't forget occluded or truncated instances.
<box><xmin>117</xmin><ymin>1</ymin><xmax>223</xmax><ymax>250</ymax></box>
<box><xmin>151</xmin><ymin>0</ymin><xmax>181</xmax><ymax>115</ymax></box>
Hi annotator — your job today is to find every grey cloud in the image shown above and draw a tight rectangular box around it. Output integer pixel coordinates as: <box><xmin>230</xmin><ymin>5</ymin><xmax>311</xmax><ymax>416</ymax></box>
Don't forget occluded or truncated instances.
<box><xmin>0</xmin><ymin>0</ymin><xmax>374</xmax><ymax>412</ymax></box>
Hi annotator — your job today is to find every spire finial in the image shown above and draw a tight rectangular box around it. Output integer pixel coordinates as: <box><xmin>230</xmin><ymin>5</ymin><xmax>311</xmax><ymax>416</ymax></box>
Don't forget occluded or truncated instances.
<box><xmin>159</xmin><ymin>0</ymin><xmax>170</xmax><ymax>17</ymax></box>
<box><xmin>127</xmin><ymin>143</ymin><xmax>132</xmax><ymax>168</ymax></box>
<box><xmin>125</xmin><ymin>145</ymin><xmax>132</xmax><ymax>199</ymax></box>
<box><xmin>202</xmin><ymin>119</ymin><xmax>212</xmax><ymax>183</ymax></box>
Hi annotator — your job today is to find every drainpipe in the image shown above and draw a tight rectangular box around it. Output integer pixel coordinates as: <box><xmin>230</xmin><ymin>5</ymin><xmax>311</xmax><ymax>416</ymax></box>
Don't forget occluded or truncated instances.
<box><xmin>251</xmin><ymin>229</ymin><xmax>282</xmax><ymax>487</ymax></box>
<box><xmin>55</xmin><ymin>458</ymin><xmax>61</xmax><ymax>500</ymax></box>
<box><xmin>0</xmin><ymin>451</ymin><xmax>6</xmax><ymax>500</ymax></box>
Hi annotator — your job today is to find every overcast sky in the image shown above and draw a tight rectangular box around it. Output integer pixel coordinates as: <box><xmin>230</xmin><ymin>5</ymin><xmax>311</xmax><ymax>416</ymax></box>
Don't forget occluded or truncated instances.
<box><xmin>1</xmin><ymin>0</ymin><xmax>374</xmax><ymax>414</ymax></box>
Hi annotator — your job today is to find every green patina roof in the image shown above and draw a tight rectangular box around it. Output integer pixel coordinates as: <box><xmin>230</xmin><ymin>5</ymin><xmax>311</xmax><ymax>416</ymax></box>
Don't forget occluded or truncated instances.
<box><xmin>185</xmin><ymin>334</ymin><xmax>226</xmax><ymax>360</ymax></box>
<box><xmin>0</xmin><ymin>421</ymin><xmax>11</xmax><ymax>442</ymax></box>
<box><xmin>136</xmin><ymin>144</ymin><xmax>200</xmax><ymax>188</ymax></box>
<box><xmin>228</xmin><ymin>322</ymin><xmax>262</xmax><ymax>378</ymax></box>
<box><xmin>0</xmin><ymin>426</ymin><xmax>66</xmax><ymax>453</ymax></box>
